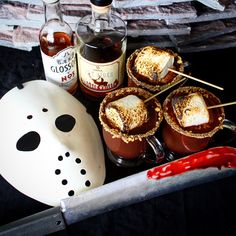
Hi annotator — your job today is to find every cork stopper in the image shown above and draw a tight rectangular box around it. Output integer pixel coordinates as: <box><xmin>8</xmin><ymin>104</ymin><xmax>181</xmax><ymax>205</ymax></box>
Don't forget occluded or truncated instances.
<box><xmin>91</xmin><ymin>0</ymin><xmax>112</xmax><ymax>6</ymax></box>
<box><xmin>43</xmin><ymin>0</ymin><xmax>59</xmax><ymax>4</ymax></box>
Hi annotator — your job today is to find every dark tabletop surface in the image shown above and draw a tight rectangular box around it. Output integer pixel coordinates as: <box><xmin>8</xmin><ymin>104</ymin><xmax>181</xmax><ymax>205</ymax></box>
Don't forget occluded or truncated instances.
<box><xmin>0</xmin><ymin>45</ymin><xmax>236</xmax><ymax>236</ymax></box>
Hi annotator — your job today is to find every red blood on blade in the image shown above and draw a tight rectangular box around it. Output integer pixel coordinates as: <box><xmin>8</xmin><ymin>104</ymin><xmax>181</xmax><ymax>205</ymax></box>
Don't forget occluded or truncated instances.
<box><xmin>147</xmin><ymin>146</ymin><xmax>236</xmax><ymax>180</ymax></box>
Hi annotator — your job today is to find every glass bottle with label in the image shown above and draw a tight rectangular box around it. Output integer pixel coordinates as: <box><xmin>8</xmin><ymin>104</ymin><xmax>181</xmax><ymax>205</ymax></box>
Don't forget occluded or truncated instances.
<box><xmin>75</xmin><ymin>0</ymin><xmax>127</xmax><ymax>100</ymax></box>
<box><xmin>39</xmin><ymin>0</ymin><xmax>78</xmax><ymax>94</ymax></box>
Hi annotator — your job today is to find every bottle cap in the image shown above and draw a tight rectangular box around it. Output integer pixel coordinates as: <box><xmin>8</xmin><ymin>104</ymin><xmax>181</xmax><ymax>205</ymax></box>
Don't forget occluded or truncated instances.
<box><xmin>43</xmin><ymin>0</ymin><xmax>59</xmax><ymax>4</ymax></box>
<box><xmin>90</xmin><ymin>0</ymin><xmax>112</xmax><ymax>6</ymax></box>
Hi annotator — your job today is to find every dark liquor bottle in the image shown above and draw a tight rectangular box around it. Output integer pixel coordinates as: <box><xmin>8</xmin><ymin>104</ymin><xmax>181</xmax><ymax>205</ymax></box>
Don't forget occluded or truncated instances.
<box><xmin>75</xmin><ymin>0</ymin><xmax>127</xmax><ymax>100</ymax></box>
<box><xmin>39</xmin><ymin>0</ymin><xmax>78</xmax><ymax>94</ymax></box>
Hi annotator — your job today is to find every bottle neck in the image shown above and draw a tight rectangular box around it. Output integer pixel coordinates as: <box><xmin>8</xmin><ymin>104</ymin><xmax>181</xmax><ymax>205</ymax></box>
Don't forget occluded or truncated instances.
<box><xmin>44</xmin><ymin>0</ymin><xmax>63</xmax><ymax>22</ymax></box>
<box><xmin>91</xmin><ymin>3</ymin><xmax>111</xmax><ymax>32</ymax></box>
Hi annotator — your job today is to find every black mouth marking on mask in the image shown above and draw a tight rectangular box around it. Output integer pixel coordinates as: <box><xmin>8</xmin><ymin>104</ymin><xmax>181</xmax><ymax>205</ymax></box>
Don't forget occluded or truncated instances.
<box><xmin>55</xmin><ymin>152</ymin><xmax>91</xmax><ymax>197</ymax></box>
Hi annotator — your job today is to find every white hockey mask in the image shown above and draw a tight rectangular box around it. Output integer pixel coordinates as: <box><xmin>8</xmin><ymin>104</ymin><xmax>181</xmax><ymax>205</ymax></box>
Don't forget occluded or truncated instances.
<box><xmin>0</xmin><ymin>80</ymin><xmax>105</xmax><ymax>206</ymax></box>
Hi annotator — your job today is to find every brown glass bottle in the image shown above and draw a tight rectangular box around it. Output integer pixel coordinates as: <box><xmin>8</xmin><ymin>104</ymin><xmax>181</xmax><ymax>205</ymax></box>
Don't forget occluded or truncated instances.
<box><xmin>76</xmin><ymin>0</ymin><xmax>127</xmax><ymax>101</ymax></box>
<box><xmin>39</xmin><ymin>0</ymin><xmax>78</xmax><ymax>94</ymax></box>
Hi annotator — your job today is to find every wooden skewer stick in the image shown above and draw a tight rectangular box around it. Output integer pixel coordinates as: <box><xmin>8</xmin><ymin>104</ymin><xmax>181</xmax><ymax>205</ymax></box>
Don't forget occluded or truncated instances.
<box><xmin>168</xmin><ymin>68</ymin><xmax>224</xmax><ymax>91</ymax></box>
<box><xmin>144</xmin><ymin>77</ymin><xmax>186</xmax><ymax>103</ymax></box>
<box><xmin>207</xmin><ymin>101</ymin><xmax>236</xmax><ymax>109</ymax></box>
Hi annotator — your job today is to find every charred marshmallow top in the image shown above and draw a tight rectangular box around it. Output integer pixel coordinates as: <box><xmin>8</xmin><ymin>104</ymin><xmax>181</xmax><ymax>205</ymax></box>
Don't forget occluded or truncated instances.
<box><xmin>172</xmin><ymin>92</ymin><xmax>210</xmax><ymax>127</ymax></box>
<box><xmin>134</xmin><ymin>46</ymin><xmax>174</xmax><ymax>81</ymax></box>
<box><xmin>105</xmin><ymin>95</ymin><xmax>148</xmax><ymax>132</ymax></box>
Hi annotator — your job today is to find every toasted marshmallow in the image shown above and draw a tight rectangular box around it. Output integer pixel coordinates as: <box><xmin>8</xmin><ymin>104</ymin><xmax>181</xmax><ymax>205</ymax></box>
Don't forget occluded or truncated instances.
<box><xmin>172</xmin><ymin>92</ymin><xmax>209</xmax><ymax>127</ymax></box>
<box><xmin>134</xmin><ymin>46</ymin><xmax>174</xmax><ymax>81</ymax></box>
<box><xmin>105</xmin><ymin>95</ymin><xmax>148</xmax><ymax>132</ymax></box>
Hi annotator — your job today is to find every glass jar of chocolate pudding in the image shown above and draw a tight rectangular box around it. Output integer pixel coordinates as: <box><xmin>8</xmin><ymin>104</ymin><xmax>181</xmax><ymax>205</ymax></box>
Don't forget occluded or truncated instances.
<box><xmin>162</xmin><ymin>86</ymin><xmax>225</xmax><ymax>155</ymax></box>
<box><xmin>126</xmin><ymin>46</ymin><xmax>184</xmax><ymax>93</ymax></box>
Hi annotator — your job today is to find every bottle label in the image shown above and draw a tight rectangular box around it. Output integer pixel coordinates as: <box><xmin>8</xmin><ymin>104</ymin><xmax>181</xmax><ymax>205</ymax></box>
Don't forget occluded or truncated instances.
<box><xmin>78</xmin><ymin>52</ymin><xmax>126</xmax><ymax>93</ymax></box>
<box><xmin>40</xmin><ymin>46</ymin><xmax>78</xmax><ymax>91</ymax></box>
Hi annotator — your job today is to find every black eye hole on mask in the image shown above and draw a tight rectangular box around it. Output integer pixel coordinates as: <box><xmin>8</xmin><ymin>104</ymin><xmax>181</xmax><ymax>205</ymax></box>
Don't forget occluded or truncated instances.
<box><xmin>55</xmin><ymin>114</ymin><xmax>76</xmax><ymax>132</ymax></box>
<box><xmin>16</xmin><ymin>131</ymin><xmax>41</xmax><ymax>151</ymax></box>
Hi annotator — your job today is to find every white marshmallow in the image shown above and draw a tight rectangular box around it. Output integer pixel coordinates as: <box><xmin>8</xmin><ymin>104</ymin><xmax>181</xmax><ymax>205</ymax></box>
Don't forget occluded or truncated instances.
<box><xmin>135</xmin><ymin>46</ymin><xmax>175</xmax><ymax>81</ymax></box>
<box><xmin>105</xmin><ymin>95</ymin><xmax>148</xmax><ymax>132</ymax></box>
<box><xmin>172</xmin><ymin>92</ymin><xmax>209</xmax><ymax>127</ymax></box>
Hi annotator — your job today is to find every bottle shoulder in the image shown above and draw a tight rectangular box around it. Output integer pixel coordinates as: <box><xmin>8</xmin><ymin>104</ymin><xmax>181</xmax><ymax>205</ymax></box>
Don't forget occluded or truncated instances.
<box><xmin>76</xmin><ymin>14</ymin><xmax>127</xmax><ymax>44</ymax></box>
<box><xmin>40</xmin><ymin>19</ymin><xmax>73</xmax><ymax>35</ymax></box>
<box><xmin>78</xmin><ymin>12</ymin><xmax>126</xmax><ymax>22</ymax></box>
<box><xmin>39</xmin><ymin>19</ymin><xmax>75</xmax><ymax>56</ymax></box>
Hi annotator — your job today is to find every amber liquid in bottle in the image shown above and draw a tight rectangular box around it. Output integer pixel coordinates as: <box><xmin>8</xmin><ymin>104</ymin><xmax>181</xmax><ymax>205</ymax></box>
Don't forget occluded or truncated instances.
<box><xmin>78</xmin><ymin>32</ymin><xmax>126</xmax><ymax>101</ymax></box>
<box><xmin>76</xmin><ymin>0</ymin><xmax>127</xmax><ymax>101</ymax></box>
<box><xmin>40</xmin><ymin>32</ymin><xmax>73</xmax><ymax>56</ymax></box>
<box><xmin>80</xmin><ymin>35</ymin><xmax>123</xmax><ymax>62</ymax></box>
<box><xmin>39</xmin><ymin>31</ymin><xmax>78</xmax><ymax>94</ymax></box>
<box><xmin>40</xmin><ymin>0</ymin><xmax>78</xmax><ymax>94</ymax></box>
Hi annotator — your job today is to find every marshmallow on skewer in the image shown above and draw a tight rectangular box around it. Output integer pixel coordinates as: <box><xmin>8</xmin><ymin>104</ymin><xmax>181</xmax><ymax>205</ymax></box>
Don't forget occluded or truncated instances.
<box><xmin>105</xmin><ymin>95</ymin><xmax>148</xmax><ymax>132</ymax></box>
<box><xmin>134</xmin><ymin>46</ymin><xmax>174</xmax><ymax>81</ymax></box>
<box><xmin>172</xmin><ymin>92</ymin><xmax>209</xmax><ymax>127</ymax></box>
